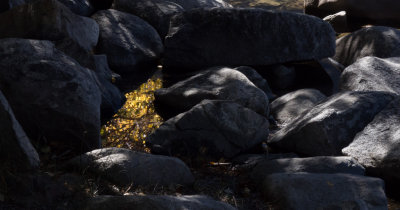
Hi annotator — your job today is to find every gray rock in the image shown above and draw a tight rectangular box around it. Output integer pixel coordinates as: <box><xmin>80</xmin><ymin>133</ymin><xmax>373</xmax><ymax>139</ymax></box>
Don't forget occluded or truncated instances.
<box><xmin>268</xmin><ymin>91</ymin><xmax>395</xmax><ymax>156</ymax></box>
<box><xmin>270</xmin><ymin>89</ymin><xmax>326</xmax><ymax>125</ymax></box>
<box><xmin>154</xmin><ymin>67</ymin><xmax>269</xmax><ymax>119</ymax></box>
<box><xmin>0</xmin><ymin>90</ymin><xmax>39</xmax><ymax>172</ymax></box>
<box><xmin>112</xmin><ymin>0</ymin><xmax>232</xmax><ymax>38</ymax></box>
<box><xmin>0</xmin><ymin>0</ymin><xmax>99</xmax><ymax>52</ymax></box>
<box><xmin>232</xmin><ymin>153</ymin><xmax>298</xmax><ymax>171</ymax></box>
<box><xmin>67</xmin><ymin>148</ymin><xmax>194</xmax><ymax>187</ymax></box>
<box><xmin>251</xmin><ymin>156</ymin><xmax>365</xmax><ymax>184</ymax></box>
<box><xmin>334</xmin><ymin>26</ymin><xmax>400</xmax><ymax>67</ymax></box>
<box><xmin>92</xmin><ymin>55</ymin><xmax>125</xmax><ymax>123</ymax></box>
<box><xmin>84</xmin><ymin>195</ymin><xmax>236</xmax><ymax>210</ymax></box>
<box><xmin>164</xmin><ymin>8</ymin><xmax>335</xmax><ymax>72</ymax></box>
<box><xmin>342</xmin><ymin>97</ymin><xmax>400</xmax><ymax>184</ymax></box>
<box><xmin>341</xmin><ymin>56</ymin><xmax>400</xmax><ymax>95</ymax></box>
<box><xmin>263</xmin><ymin>173</ymin><xmax>387</xmax><ymax>210</ymax></box>
<box><xmin>0</xmin><ymin>38</ymin><xmax>101</xmax><ymax>156</ymax></box>
<box><xmin>57</xmin><ymin>0</ymin><xmax>95</xmax><ymax>16</ymax></box>
<box><xmin>147</xmin><ymin>100</ymin><xmax>269</xmax><ymax>160</ymax></box>
<box><xmin>323</xmin><ymin>11</ymin><xmax>349</xmax><ymax>33</ymax></box>
<box><xmin>234</xmin><ymin>66</ymin><xmax>275</xmax><ymax>100</ymax></box>
<box><xmin>92</xmin><ymin>9</ymin><xmax>163</xmax><ymax>76</ymax></box>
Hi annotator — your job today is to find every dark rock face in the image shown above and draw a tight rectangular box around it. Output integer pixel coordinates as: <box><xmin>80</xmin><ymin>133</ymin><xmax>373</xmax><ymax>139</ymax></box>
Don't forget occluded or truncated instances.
<box><xmin>0</xmin><ymin>0</ymin><xmax>32</xmax><ymax>13</ymax></box>
<box><xmin>92</xmin><ymin>9</ymin><xmax>163</xmax><ymax>76</ymax></box>
<box><xmin>163</xmin><ymin>8</ymin><xmax>335</xmax><ymax>72</ymax></box>
<box><xmin>0</xmin><ymin>0</ymin><xmax>99</xmax><ymax>52</ymax></box>
<box><xmin>234</xmin><ymin>66</ymin><xmax>276</xmax><ymax>100</ymax></box>
<box><xmin>67</xmin><ymin>148</ymin><xmax>194</xmax><ymax>187</ymax></box>
<box><xmin>154</xmin><ymin>67</ymin><xmax>270</xmax><ymax>119</ymax></box>
<box><xmin>341</xmin><ymin>56</ymin><xmax>400</xmax><ymax>95</ymax></box>
<box><xmin>232</xmin><ymin>153</ymin><xmax>299</xmax><ymax>171</ymax></box>
<box><xmin>92</xmin><ymin>55</ymin><xmax>125</xmax><ymax>123</ymax></box>
<box><xmin>334</xmin><ymin>26</ymin><xmax>400</xmax><ymax>67</ymax></box>
<box><xmin>0</xmin><ymin>38</ymin><xmax>101</xmax><ymax>156</ymax></box>
<box><xmin>342</xmin><ymin>97</ymin><xmax>400</xmax><ymax>185</ymax></box>
<box><xmin>84</xmin><ymin>195</ymin><xmax>236</xmax><ymax>210</ymax></box>
<box><xmin>57</xmin><ymin>0</ymin><xmax>95</xmax><ymax>16</ymax></box>
<box><xmin>268</xmin><ymin>91</ymin><xmax>395</xmax><ymax>156</ymax></box>
<box><xmin>251</xmin><ymin>156</ymin><xmax>365</xmax><ymax>183</ymax></box>
<box><xmin>0</xmin><ymin>90</ymin><xmax>40</xmax><ymax>172</ymax></box>
<box><xmin>270</xmin><ymin>89</ymin><xmax>326</xmax><ymax>125</ymax></box>
<box><xmin>112</xmin><ymin>0</ymin><xmax>232</xmax><ymax>38</ymax></box>
<box><xmin>263</xmin><ymin>173</ymin><xmax>387</xmax><ymax>210</ymax></box>
<box><xmin>147</xmin><ymin>100</ymin><xmax>269</xmax><ymax>160</ymax></box>
<box><xmin>89</xmin><ymin>0</ymin><xmax>112</xmax><ymax>10</ymax></box>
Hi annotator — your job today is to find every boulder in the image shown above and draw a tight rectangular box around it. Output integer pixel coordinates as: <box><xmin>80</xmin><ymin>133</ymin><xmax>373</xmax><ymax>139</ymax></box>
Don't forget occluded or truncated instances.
<box><xmin>154</xmin><ymin>67</ymin><xmax>269</xmax><ymax>119</ymax></box>
<box><xmin>67</xmin><ymin>148</ymin><xmax>194</xmax><ymax>187</ymax></box>
<box><xmin>92</xmin><ymin>55</ymin><xmax>125</xmax><ymax>123</ymax></box>
<box><xmin>0</xmin><ymin>0</ymin><xmax>99</xmax><ymax>52</ymax></box>
<box><xmin>234</xmin><ymin>66</ymin><xmax>275</xmax><ymax>100</ymax></box>
<box><xmin>91</xmin><ymin>9</ymin><xmax>163</xmax><ymax>77</ymax></box>
<box><xmin>84</xmin><ymin>195</ymin><xmax>236</xmax><ymax>210</ymax></box>
<box><xmin>270</xmin><ymin>89</ymin><xmax>326</xmax><ymax>125</ymax></box>
<box><xmin>251</xmin><ymin>156</ymin><xmax>365</xmax><ymax>184</ymax></box>
<box><xmin>163</xmin><ymin>8</ymin><xmax>335</xmax><ymax>72</ymax></box>
<box><xmin>0</xmin><ymin>90</ymin><xmax>39</xmax><ymax>172</ymax></box>
<box><xmin>147</xmin><ymin>100</ymin><xmax>269</xmax><ymax>160</ymax></box>
<box><xmin>57</xmin><ymin>0</ymin><xmax>95</xmax><ymax>16</ymax></box>
<box><xmin>342</xmin><ymin>97</ymin><xmax>400</xmax><ymax>185</ymax></box>
<box><xmin>266</xmin><ymin>65</ymin><xmax>297</xmax><ymax>90</ymax></box>
<box><xmin>112</xmin><ymin>0</ymin><xmax>232</xmax><ymax>38</ymax></box>
<box><xmin>232</xmin><ymin>153</ymin><xmax>298</xmax><ymax>172</ymax></box>
<box><xmin>341</xmin><ymin>56</ymin><xmax>400</xmax><ymax>95</ymax></box>
<box><xmin>268</xmin><ymin>91</ymin><xmax>395</xmax><ymax>156</ymax></box>
<box><xmin>323</xmin><ymin>11</ymin><xmax>349</xmax><ymax>33</ymax></box>
<box><xmin>0</xmin><ymin>38</ymin><xmax>101</xmax><ymax>156</ymax></box>
<box><xmin>334</xmin><ymin>26</ymin><xmax>400</xmax><ymax>67</ymax></box>
<box><xmin>263</xmin><ymin>173</ymin><xmax>387</xmax><ymax>210</ymax></box>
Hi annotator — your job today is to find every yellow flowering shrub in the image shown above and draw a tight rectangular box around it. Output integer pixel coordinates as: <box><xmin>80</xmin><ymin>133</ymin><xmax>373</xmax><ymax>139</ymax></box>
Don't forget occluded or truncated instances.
<box><xmin>101</xmin><ymin>78</ymin><xmax>163</xmax><ymax>152</ymax></box>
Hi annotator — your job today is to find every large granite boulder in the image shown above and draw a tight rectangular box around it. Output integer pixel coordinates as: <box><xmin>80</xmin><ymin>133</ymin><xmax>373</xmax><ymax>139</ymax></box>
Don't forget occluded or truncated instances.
<box><xmin>163</xmin><ymin>8</ymin><xmax>335</xmax><ymax>72</ymax></box>
<box><xmin>92</xmin><ymin>9</ymin><xmax>163</xmax><ymax>79</ymax></box>
<box><xmin>0</xmin><ymin>0</ymin><xmax>99</xmax><ymax>52</ymax></box>
<box><xmin>234</xmin><ymin>66</ymin><xmax>275</xmax><ymax>100</ymax></box>
<box><xmin>270</xmin><ymin>89</ymin><xmax>326</xmax><ymax>125</ymax></box>
<box><xmin>251</xmin><ymin>156</ymin><xmax>365</xmax><ymax>184</ymax></box>
<box><xmin>0</xmin><ymin>38</ymin><xmax>101</xmax><ymax>156</ymax></box>
<box><xmin>341</xmin><ymin>56</ymin><xmax>400</xmax><ymax>95</ymax></box>
<box><xmin>0</xmin><ymin>90</ymin><xmax>39</xmax><ymax>172</ymax></box>
<box><xmin>342</xmin><ymin>97</ymin><xmax>400</xmax><ymax>185</ymax></box>
<box><xmin>57</xmin><ymin>0</ymin><xmax>95</xmax><ymax>16</ymax></box>
<box><xmin>67</xmin><ymin>148</ymin><xmax>194</xmax><ymax>187</ymax></box>
<box><xmin>154</xmin><ymin>67</ymin><xmax>270</xmax><ymax>119</ymax></box>
<box><xmin>112</xmin><ymin>0</ymin><xmax>232</xmax><ymax>38</ymax></box>
<box><xmin>147</xmin><ymin>100</ymin><xmax>269</xmax><ymax>160</ymax></box>
<box><xmin>84</xmin><ymin>195</ymin><xmax>236</xmax><ymax>210</ymax></box>
<box><xmin>263</xmin><ymin>173</ymin><xmax>387</xmax><ymax>210</ymax></box>
<box><xmin>334</xmin><ymin>26</ymin><xmax>400</xmax><ymax>67</ymax></box>
<box><xmin>268</xmin><ymin>91</ymin><xmax>395</xmax><ymax>156</ymax></box>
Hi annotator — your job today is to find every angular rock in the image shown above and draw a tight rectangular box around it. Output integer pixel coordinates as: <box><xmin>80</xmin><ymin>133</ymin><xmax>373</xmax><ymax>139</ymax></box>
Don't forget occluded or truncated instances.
<box><xmin>263</xmin><ymin>173</ymin><xmax>387</xmax><ymax>210</ymax></box>
<box><xmin>323</xmin><ymin>11</ymin><xmax>349</xmax><ymax>33</ymax></box>
<box><xmin>164</xmin><ymin>8</ymin><xmax>335</xmax><ymax>72</ymax></box>
<box><xmin>334</xmin><ymin>26</ymin><xmax>400</xmax><ymax>67</ymax></box>
<box><xmin>57</xmin><ymin>0</ymin><xmax>95</xmax><ymax>16</ymax></box>
<box><xmin>92</xmin><ymin>9</ymin><xmax>163</xmax><ymax>76</ymax></box>
<box><xmin>342</xmin><ymin>97</ymin><xmax>400</xmax><ymax>184</ymax></box>
<box><xmin>251</xmin><ymin>156</ymin><xmax>365</xmax><ymax>184</ymax></box>
<box><xmin>268</xmin><ymin>91</ymin><xmax>395</xmax><ymax>156</ymax></box>
<box><xmin>67</xmin><ymin>148</ymin><xmax>194</xmax><ymax>187</ymax></box>
<box><xmin>84</xmin><ymin>195</ymin><xmax>236</xmax><ymax>210</ymax></box>
<box><xmin>0</xmin><ymin>38</ymin><xmax>101</xmax><ymax>156</ymax></box>
<box><xmin>147</xmin><ymin>100</ymin><xmax>269</xmax><ymax>160</ymax></box>
<box><xmin>341</xmin><ymin>56</ymin><xmax>400</xmax><ymax>95</ymax></box>
<box><xmin>234</xmin><ymin>66</ymin><xmax>275</xmax><ymax>100</ymax></box>
<box><xmin>92</xmin><ymin>55</ymin><xmax>125</xmax><ymax>123</ymax></box>
<box><xmin>270</xmin><ymin>89</ymin><xmax>326</xmax><ymax>125</ymax></box>
<box><xmin>232</xmin><ymin>153</ymin><xmax>298</xmax><ymax>172</ymax></box>
<box><xmin>154</xmin><ymin>67</ymin><xmax>269</xmax><ymax>119</ymax></box>
<box><xmin>112</xmin><ymin>0</ymin><xmax>232</xmax><ymax>38</ymax></box>
<box><xmin>0</xmin><ymin>90</ymin><xmax>39</xmax><ymax>171</ymax></box>
<box><xmin>0</xmin><ymin>0</ymin><xmax>99</xmax><ymax>52</ymax></box>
